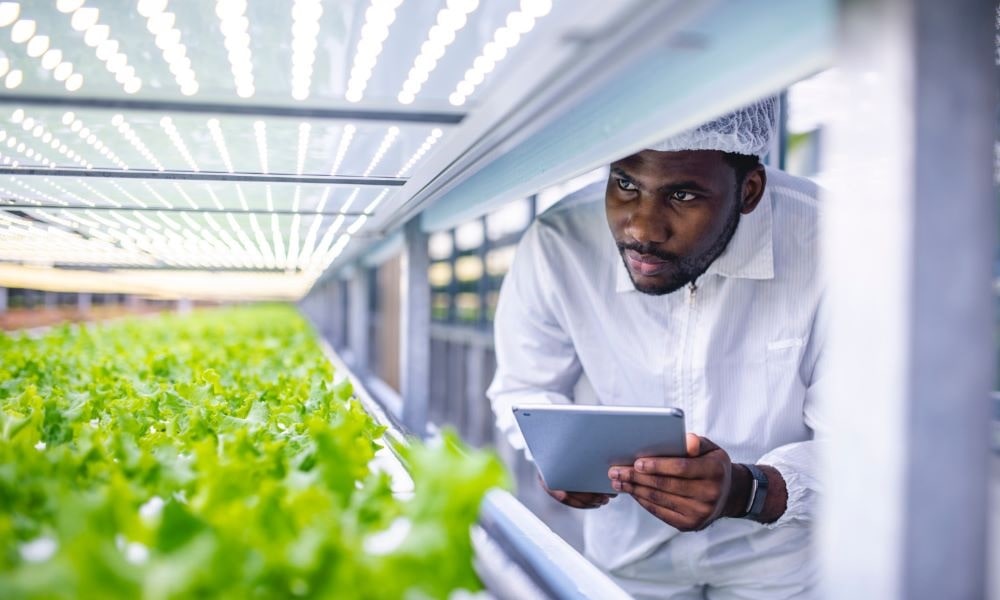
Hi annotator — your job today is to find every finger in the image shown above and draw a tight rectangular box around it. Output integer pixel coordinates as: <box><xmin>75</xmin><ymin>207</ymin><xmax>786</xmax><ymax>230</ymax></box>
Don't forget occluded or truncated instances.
<box><xmin>618</xmin><ymin>482</ymin><xmax>706</xmax><ymax>516</ymax></box>
<box><xmin>633</xmin><ymin>496</ymin><xmax>699</xmax><ymax>531</ymax></box>
<box><xmin>613</xmin><ymin>470</ymin><xmax>702</xmax><ymax>499</ymax></box>
<box><xmin>688</xmin><ymin>433</ymin><xmax>720</xmax><ymax>457</ymax></box>
<box><xmin>632</xmin><ymin>456</ymin><xmax>716</xmax><ymax>479</ymax></box>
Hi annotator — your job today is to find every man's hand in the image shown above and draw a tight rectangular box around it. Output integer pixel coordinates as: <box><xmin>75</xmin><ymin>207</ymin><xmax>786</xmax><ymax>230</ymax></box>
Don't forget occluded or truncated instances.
<box><xmin>538</xmin><ymin>474</ymin><xmax>615</xmax><ymax>509</ymax></box>
<box><xmin>607</xmin><ymin>433</ymin><xmax>752</xmax><ymax>531</ymax></box>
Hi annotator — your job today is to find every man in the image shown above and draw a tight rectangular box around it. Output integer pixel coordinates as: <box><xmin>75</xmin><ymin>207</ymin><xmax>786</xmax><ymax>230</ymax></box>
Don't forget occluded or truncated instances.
<box><xmin>487</xmin><ymin>98</ymin><xmax>825</xmax><ymax>599</ymax></box>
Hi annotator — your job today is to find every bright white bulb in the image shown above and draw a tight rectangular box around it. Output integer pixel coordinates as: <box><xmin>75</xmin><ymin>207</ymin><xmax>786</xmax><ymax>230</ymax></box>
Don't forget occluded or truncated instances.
<box><xmin>111</xmin><ymin>114</ymin><xmax>124</xmax><ymax>126</ymax></box>
<box><xmin>414</xmin><ymin>54</ymin><xmax>436</xmax><ymax>72</ymax></box>
<box><xmin>32</xmin><ymin>125</ymin><xmax>42</xmax><ymax>137</ymax></box>
<box><xmin>70</xmin><ymin>7</ymin><xmax>100</xmax><ymax>32</ymax></box>
<box><xmin>106</xmin><ymin>53</ymin><xmax>127</xmax><ymax>73</ymax></box>
<box><xmin>236</xmin><ymin>85</ymin><xmax>254</xmax><ymax>98</ymax></box>
<box><xmin>397</xmin><ymin>91</ymin><xmax>414</xmax><ymax>105</ymax></box>
<box><xmin>350</xmin><ymin>64</ymin><xmax>372</xmax><ymax>81</ymax></box>
<box><xmin>507</xmin><ymin>11</ymin><xmax>535</xmax><ymax>34</ymax></box>
<box><xmin>291</xmin><ymin>19</ymin><xmax>320</xmax><ymax>40</ymax></box>
<box><xmin>456</xmin><ymin>80</ymin><xmax>474</xmax><ymax>96</ymax></box>
<box><xmin>155</xmin><ymin>29</ymin><xmax>181</xmax><ymax>50</ymax></box>
<box><xmin>41</xmin><ymin>49</ymin><xmax>62</xmax><ymax>70</ymax></box>
<box><xmin>437</xmin><ymin>9</ymin><xmax>466</xmax><ymax>31</ymax></box>
<box><xmin>163</xmin><ymin>44</ymin><xmax>186</xmax><ymax>63</ymax></box>
<box><xmin>63</xmin><ymin>111</ymin><xmax>75</xmax><ymax>124</ymax></box>
<box><xmin>421</xmin><ymin>40</ymin><xmax>446</xmax><ymax>61</ymax></box>
<box><xmin>10</xmin><ymin>19</ymin><xmax>36</xmax><ymax>44</ymax></box>
<box><xmin>464</xmin><ymin>68</ymin><xmax>484</xmax><ymax>85</ymax></box>
<box><xmin>428</xmin><ymin>25</ymin><xmax>455</xmax><ymax>47</ymax></box>
<box><xmin>472</xmin><ymin>56</ymin><xmax>495</xmax><ymax>73</ymax></box>
<box><xmin>448</xmin><ymin>92</ymin><xmax>465</xmax><ymax>106</ymax></box>
<box><xmin>401</xmin><ymin>79</ymin><xmax>421</xmax><ymax>95</ymax></box>
<box><xmin>494</xmin><ymin>27</ymin><xmax>520</xmax><ymax>49</ymax></box>
<box><xmin>345</xmin><ymin>88</ymin><xmax>362</xmax><ymax>103</ymax></box>
<box><xmin>86</xmin><ymin>133</ymin><xmax>96</xmax><ymax>144</ymax></box>
<box><xmin>83</xmin><ymin>24</ymin><xmax>109</xmax><ymax>47</ymax></box>
<box><xmin>360</xmin><ymin>22</ymin><xmax>389</xmax><ymax>43</ymax></box>
<box><xmin>292</xmin><ymin>1</ymin><xmax>323</xmax><ymax>22</ymax></box>
<box><xmin>65</xmin><ymin>73</ymin><xmax>83</xmax><ymax>92</ymax></box>
<box><xmin>364</xmin><ymin>5</ymin><xmax>395</xmax><ymax>27</ymax></box>
<box><xmin>520</xmin><ymin>0</ymin><xmax>551</xmax><ymax>18</ymax></box>
<box><xmin>0</xmin><ymin>2</ymin><xmax>20</xmax><ymax>27</ymax></box>
<box><xmin>42</xmin><ymin>132</ymin><xmax>51</xmax><ymax>142</ymax></box>
<box><xmin>483</xmin><ymin>41</ymin><xmax>507</xmax><ymax>62</ymax></box>
<box><xmin>137</xmin><ymin>0</ymin><xmax>167</xmax><ymax>17</ymax></box>
<box><xmin>447</xmin><ymin>0</ymin><xmax>479</xmax><ymax>13</ymax></box>
<box><xmin>96</xmin><ymin>39</ymin><xmax>119</xmax><ymax>60</ymax></box>
<box><xmin>292</xmin><ymin>88</ymin><xmax>308</xmax><ymax>100</ymax></box>
<box><xmin>70</xmin><ymin>120</ymin><xmax>82</xmax><ymax>131</ymax></box>
<box><xmin>0</xmin><ymin>57</ymin><xmax>8</xmax><ymax>77</ymax></box>
<box><xmin>21</xmin><ymin>117</ymin><xmax>33</xmax><ymax>130</ymax></box>
<box><xmin>409</xmin><ymin>67</ymin><xmax>429</xmax><ymax>84</ymax></box>
<box><xmin>26</xmin><ymin>35</ymin><xmax>49</xmax><ymax>57</ymax></box>
<box><xmin>53</xmin><ymin>62</ymin><xmax>73</xmax><ymax>82</ymax></box>
<box><xmin>56</xmin><ymin>0</ymin><xmax>85</xmax><ymax>13</ymax></box>
<box><xmin>431</xmin><ymin>128</ymin><xmax>443</xmax><ymax>138</ymax></box>
<box><xmin>180</xmin><ymin>81</ymin><xmax>199</xmax><ymax>96</ymax></box>
<box><xmin>124</xmin><ymin>78</ymin><xmax>141</xmax><ymax>94</ymax></box>
<box><xmin>147</xmin><ymin>12</ymin><xmax>176</xmax><ymax>35</ymax></box>
<box><xmin>356</xmin><ymin>38</ymin><xmax>382</xmax><ymax>56</ymax></box>
<box><xmin>4</xmin><ymin>69</ymin><xmax>22</xmax><ymax>89</ymax></box>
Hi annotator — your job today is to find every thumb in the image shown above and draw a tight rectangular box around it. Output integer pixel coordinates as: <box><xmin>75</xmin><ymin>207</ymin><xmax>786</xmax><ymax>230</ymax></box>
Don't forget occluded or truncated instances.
<box><xmin>687</xmin><ymin>433</ymin><xmax>719</xmax><ymax>457</ymax></box>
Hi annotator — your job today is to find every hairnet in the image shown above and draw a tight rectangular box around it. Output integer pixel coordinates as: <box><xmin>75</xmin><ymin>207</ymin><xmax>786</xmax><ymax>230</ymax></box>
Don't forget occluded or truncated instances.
<box><xmin>648</xmin><ymin>97</ymin><xmax>777</xmax><ymax>158</ymax></box>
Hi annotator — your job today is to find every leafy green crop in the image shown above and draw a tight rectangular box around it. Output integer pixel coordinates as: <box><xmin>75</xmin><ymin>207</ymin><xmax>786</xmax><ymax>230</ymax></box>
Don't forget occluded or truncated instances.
<box><xmin>0</xmin><ymin>305</ymin><xmax>508</xmax><ymax>599</ymax></box>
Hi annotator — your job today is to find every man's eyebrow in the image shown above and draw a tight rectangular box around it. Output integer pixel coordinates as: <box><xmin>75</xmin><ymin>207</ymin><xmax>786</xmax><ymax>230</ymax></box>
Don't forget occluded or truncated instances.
<box><xmin>610</xmin><ymin>168</ymin><xmax>713</xmax><ymax>195</ymax></box>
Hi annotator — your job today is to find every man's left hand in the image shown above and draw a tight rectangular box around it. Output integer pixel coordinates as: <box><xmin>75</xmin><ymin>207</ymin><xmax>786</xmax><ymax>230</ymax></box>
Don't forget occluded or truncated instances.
<box><xmin>608</xmin><ymin>433</ymin><xmax>749</xmax><ymax>531</ymax></box>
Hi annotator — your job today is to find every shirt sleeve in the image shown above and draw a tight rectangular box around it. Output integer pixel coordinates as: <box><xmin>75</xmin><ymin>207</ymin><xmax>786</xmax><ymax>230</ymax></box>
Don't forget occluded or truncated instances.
<box><xmin>486</xmin><ymin>223</ymin><xmax>582</xmax><ymax>453</ymax></box>
<box><xmin>758</xmin><ymin>295</ymin><xmax>829</xmax><ymax>527</ymax></box>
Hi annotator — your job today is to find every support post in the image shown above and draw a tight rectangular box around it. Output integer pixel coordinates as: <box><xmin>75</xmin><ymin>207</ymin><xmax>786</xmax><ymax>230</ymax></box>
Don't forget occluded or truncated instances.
<box><xmin>348</xmin><ymin>267</ymin><xmax>371</xmax><ymax>373</ymax></box>
<box><xmin>0</xmin><ymin>287</ymin><xmax>7</xmax><ymax>314</ymax></box>
<box><xmin>77</xmin><ymin>292</ymin><xmax>91</xmax><ymax>315</ymax></box>
<box><xmin>400</xmin><ymin>218</ymin><xmax>431</xmax><ymax>435</ymax></box>
<box><xmin>819</xmin><ymin>1</ymin><xmax>994</xmax><ymax>598</ymax></box>
<box><xmin>43</xmin><ymin>291</ymin><xmax>56</xmax><ymax>310</ymax></box>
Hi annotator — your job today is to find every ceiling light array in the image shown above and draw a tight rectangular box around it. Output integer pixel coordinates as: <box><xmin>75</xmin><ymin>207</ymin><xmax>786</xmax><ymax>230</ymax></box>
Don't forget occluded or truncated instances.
<box><xmin>59</xmin><ymin>1</ymin><xmax>142</xmax><ymax>94</ymax></box>
<box><xmin>345</xmin><ymin>0</ymin><xmax>402</xmax><ymax>103</ymax></box>
<box><xmin>216</xmin><ymin>0</ymin><xmax>255</xmax><ymax>98</ymax></box>
<box><xmin>448</xmin><ymin>0</ymin><xmax>550</xmax><ymax>106</ymax></box>
<box><xmin>397</xmin><ymin>0</ymin><xmax>479</xmax><ymax>105</ymax></box>
<box><xmin>111</xmin><ymin>114</ymin><xmax>164</xmax><ymax>171</ymax></box>
<box><xmin>290</xmin><ymin>0</ymin><xmax>322</xmax><ymax>101</ymax></box>
<box><xmin>159</xmin><ymin>116</ymin><xmax>199</xmax><ymax>171</ymax></box>
<box><xmin>206</xmin><ymin>119</ymin><xmax>235</xmax><ymax>173</ymax></box>
<box><xmin>396</xmin><ymin>128</ymin><xmax>442</xmax><ymax>176</ymax></box>
<box><xmin>137</xmin><ymin>0</ymin><xmax>199</xmax><ymax>96</ymax></box>
<box><xmin>0</xmin><ymin>127</ymin><xmax>56</xmax><ymax>167</ymax></box>
<box><xmin>0</xmin><ymin>4</ymin><xmax>79</xmax><ymax>92</ymax></box>
<box><xmin>328</xmin><ymin>124</ymin><xmax>356</xmax><ymax>175</ymax></box>
<box><xmin>56</xmin><ymin>111</ymin><xmax>128</xmax><ymax>169</ymax></box>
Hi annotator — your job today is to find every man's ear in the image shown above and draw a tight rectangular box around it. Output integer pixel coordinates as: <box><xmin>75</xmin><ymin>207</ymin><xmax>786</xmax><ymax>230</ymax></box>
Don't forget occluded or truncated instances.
<box><xmin>739</xmin><ymin>165</ymin><xmax>767</xmax><ymax>215</ymax></box>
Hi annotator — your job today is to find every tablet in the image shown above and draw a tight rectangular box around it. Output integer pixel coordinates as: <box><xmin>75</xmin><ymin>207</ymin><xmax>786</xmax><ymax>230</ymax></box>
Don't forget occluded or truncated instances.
<box><xmin>512</xmin><ymin>404</ymin><xmax>687</xmax><ymax>495</ymax></box>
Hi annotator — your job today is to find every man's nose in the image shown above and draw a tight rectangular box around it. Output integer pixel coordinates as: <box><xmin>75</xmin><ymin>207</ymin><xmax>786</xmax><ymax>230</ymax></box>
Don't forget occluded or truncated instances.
<box><xmin>624</xmin><ymin>202</ymin><xmax>669</xmax><ymax>245</ymax></box>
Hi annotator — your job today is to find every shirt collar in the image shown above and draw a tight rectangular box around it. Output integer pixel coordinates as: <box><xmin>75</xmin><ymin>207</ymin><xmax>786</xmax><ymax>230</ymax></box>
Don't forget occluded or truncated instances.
<box><xmin>614</xmin><ymin>186</ymin><xmax>775</xmax><ymax>294</ymax></box>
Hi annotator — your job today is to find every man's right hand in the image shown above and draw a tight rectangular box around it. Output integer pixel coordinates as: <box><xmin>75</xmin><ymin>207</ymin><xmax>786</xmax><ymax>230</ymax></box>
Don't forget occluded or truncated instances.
<box><xmin>539</xmin><ymin>475</ymin><xmax>615</xmax><ymax>509</ymax></box>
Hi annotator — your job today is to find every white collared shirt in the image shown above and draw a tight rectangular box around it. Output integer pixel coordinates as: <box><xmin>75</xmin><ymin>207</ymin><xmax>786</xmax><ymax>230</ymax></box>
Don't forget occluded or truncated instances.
<box><xmin>487</xmin><ymin>167</ymin><xmax>827</xmax><ymax>584</ymax></box>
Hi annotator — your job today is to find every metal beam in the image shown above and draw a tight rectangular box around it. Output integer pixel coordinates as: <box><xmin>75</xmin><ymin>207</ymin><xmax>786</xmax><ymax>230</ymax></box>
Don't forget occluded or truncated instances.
<box><xmin>0</xmin><ymin>167</ymin><xmax>406</xmax><ymax>186</ymax></box>
<box><xmin>0</xmin><ymin>94</ymin><xmax>466</xmax><ymax>124</ymax></box>
<box><xmin>820</xmin><ymin>0</ymin><xmax>994</xmax><ymax>598</ymax></box>
<box><xmin>1</xmin><ymin>203</ymin><xmax>367</xmax><ymax>217</ymax></box>
<box><xmin>400</xmin><ymin>218</ymin><xmax>430</xmax><ymax>436</ymax></box>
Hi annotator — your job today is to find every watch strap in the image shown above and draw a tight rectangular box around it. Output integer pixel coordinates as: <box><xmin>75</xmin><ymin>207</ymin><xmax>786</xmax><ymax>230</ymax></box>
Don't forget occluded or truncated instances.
<box><xmin>741</xmin><ymin>463</ymin><xmax>769</xmax><ymax>519</ymax></box>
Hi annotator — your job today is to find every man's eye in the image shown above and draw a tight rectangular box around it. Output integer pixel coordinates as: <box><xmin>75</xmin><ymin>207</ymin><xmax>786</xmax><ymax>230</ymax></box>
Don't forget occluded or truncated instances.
<box><xmin>616</xmin><ymin>178</ymin><xmax>638</xmax><ymax>192</ymax></box>
<box><xmin>671</xmin><ymin>191</ymin><xmax>696</xmax><ymax>202</ymax></box>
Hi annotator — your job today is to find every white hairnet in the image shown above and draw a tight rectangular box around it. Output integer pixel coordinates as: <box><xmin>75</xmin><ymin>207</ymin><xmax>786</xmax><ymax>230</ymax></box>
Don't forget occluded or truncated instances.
<box><xmin>648</xmin><ymin>97</ymin><xmax>777</xmax><ymax>158</ymax></box>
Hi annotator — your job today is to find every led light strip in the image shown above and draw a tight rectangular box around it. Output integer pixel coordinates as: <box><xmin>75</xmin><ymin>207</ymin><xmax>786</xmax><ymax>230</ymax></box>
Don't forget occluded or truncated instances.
<box><xmin>109</xmin><ymin>181</ymin><xmax>149</xmax><ymax>209</ymax></box>
<box><xmin>111</xmin><ymin>115</ymin><xmax>165</xmax><ymax>171</ymax></box>
<box><xmin>142</xmin><ymin>182</ymin><xmax>174</xmax><ymax>209</ymax></box>
<box><xmin>396</xmin><ymin>127</ymin><xmax>442</xmax><ymax>176</ymax></box>
<box><xmin>448</xmin><ymin>0</ymin><xmax>550</xmax><ymax>106</ymax></box>
<box><xmin>253</xmin><ymin>121</ymin><xmax>268</xmax><ymax>173</ymax></box>
<box><xmin>396</xmin><ymin>0</ymin><xmax>478</xmax><ymax>105</ymax></box>
<box><xmin>137</xmin><ymin>0</ymin><xmax>199</xmax><ymax>96</ymax></box>
<box><xmin>56</xmin><ymin>111</ymin><xmax>128</xmax><ymax>168</ymax></box>
<box><xmin>40</xmin><ymin>176</ymin><xmax>94</xmax><ymax>207</ymax></box>
<box><xmin>59</xmin><ymin>1</ymin><xmax>142</xmax><ymax>94</ymax></box>
<box><xmin>0</xmin><ymin>127</ymin><xmax>58</xmax><ymax>167</ymax></box>
<box><xmin>0</xmin><ymin>3</ymin><xmax>79</xmax><ymax>91</ymax></box>
<box><xmin>215</xmin><ymin>0</ymin><xmax>255</xmax><ymax>98</ymax></box>
<box><xmin>206</xmin><ymin>119</ymin><xmax>234</xmax><ymax>173</ymax></box>
<box><xmin>345</xmin><ymin>0</ymin><xmax>402</xmax><ymax>103</ymax></box>
<box><xmin>362</xmin><ymin>126</ymin><xmax>399</xmax><ymax>176</ymax></box>
<box><xmin>159</xmin><ymin>116</ymin><xmax>199</xmax><ymax>171</ymax></box>
<box><xmin>328</xmin><ymin>124</ymin><xmax>356</xmax><ymax>175</ymax></box>
<box><xmin>290</xmin><ymin>0</ymin><xmax>322</xmax><ymax>100</ymax></box>
<box><xmin>295</xmin><ymin>122</ymin><xmax>310</xmax><ymax>175</ymax></box>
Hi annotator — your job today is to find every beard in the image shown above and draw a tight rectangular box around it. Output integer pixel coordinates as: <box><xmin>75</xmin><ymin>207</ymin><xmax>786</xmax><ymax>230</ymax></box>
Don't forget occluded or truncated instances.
<box><xmin>617</xmin><ymin>202</ymin><xmax>742</xmax><ymax>295</ymax></box>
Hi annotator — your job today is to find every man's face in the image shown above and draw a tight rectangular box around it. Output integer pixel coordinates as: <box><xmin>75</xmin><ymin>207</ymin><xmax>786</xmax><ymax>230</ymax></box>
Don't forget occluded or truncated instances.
<box><xmin>605</xmin><ymin>149</ymin><xmax>761</xmax><ymax>295</ymax></box>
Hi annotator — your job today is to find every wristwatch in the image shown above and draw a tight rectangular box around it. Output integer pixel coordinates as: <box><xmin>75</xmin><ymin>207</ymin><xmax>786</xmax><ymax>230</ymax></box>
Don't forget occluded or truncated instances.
<box><xmin>740</xmin><ymin>464</ymin><xmax>769</xmax><ymax>519</ymax></box>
